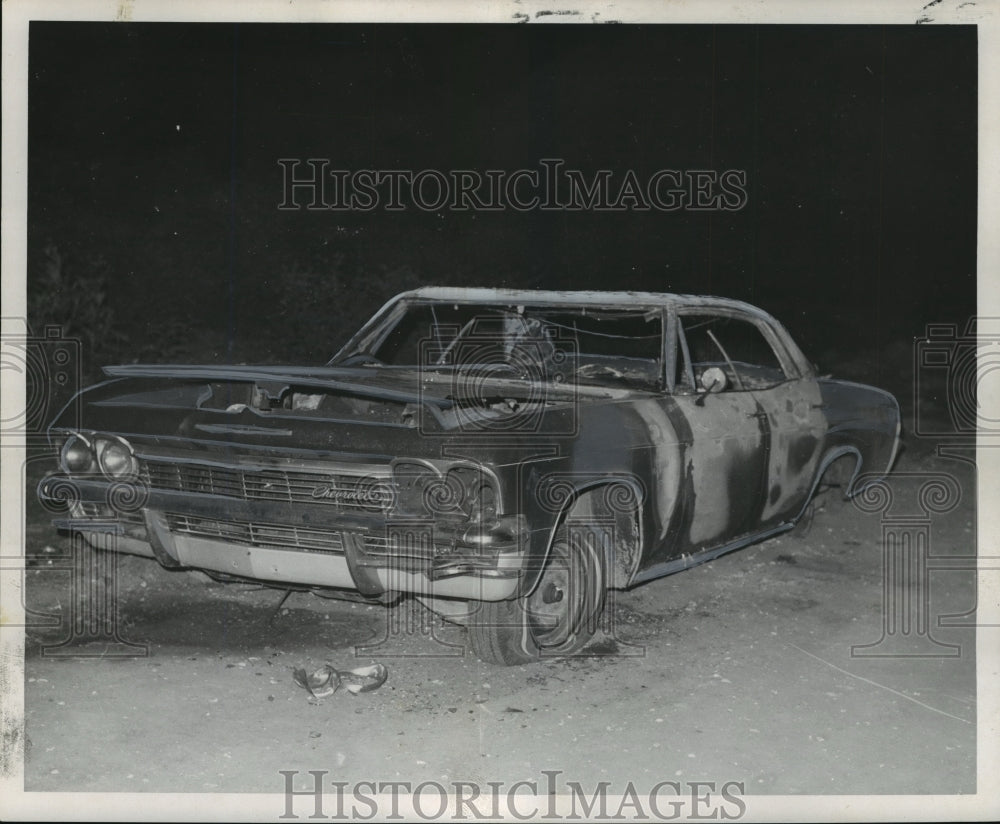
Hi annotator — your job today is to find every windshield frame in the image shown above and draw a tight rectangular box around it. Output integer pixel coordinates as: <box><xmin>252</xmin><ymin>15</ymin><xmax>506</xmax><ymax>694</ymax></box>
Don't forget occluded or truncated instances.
<box><xmin>330</xmin><ymin>296</ymin><xmax>669</xmax><ymax>392</ymax></box>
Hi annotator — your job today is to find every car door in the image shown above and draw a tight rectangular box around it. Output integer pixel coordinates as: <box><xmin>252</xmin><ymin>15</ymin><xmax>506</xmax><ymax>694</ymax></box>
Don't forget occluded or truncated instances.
<box><xmin>747</xmin><ymin>347</ymin><xmax>827</xmax><ymax>526</ymax></box>
<box><xmin>670</xmin><ymin>312</ymin><xmax>771</xmax><ymax>548</ymax></box>
<box><xmin>676</xmin><ymin>309</ymin><xmax>827</xmax><ymax>531</ymax></box>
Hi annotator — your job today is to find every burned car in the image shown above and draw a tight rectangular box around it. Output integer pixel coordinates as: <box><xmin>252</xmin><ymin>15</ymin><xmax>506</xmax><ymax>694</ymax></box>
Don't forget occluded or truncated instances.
<box><xmin>38</xmin><ymin>288</ymin><xmax>899</xmax><ymax>664</ymax></box>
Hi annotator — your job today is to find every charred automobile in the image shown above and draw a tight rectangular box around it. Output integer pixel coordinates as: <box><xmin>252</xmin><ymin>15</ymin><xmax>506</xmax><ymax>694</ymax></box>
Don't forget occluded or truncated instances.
<box><xmin>38</xmin><ymin>288</ymin><xmax>900</xmax><ymax>664</ymax></box>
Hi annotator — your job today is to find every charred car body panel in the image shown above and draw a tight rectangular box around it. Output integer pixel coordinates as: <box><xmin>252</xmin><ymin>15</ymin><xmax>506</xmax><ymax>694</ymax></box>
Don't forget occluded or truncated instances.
<box><xmin>38</xmin><ymin>288</ymin><xmax>900</xmax><ymax>663</ymax></box>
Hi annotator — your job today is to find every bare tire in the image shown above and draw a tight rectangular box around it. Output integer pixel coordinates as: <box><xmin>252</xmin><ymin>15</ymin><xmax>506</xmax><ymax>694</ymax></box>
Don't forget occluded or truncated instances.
<box><xmin>792</xmin><ymin>454</ymin><xmax>857</xmax><ymax>537</ymax></box>
<box><xmin>468</xmin><ymin>524</ymin><xmax>606</xmax><ymax>665</ymax></box>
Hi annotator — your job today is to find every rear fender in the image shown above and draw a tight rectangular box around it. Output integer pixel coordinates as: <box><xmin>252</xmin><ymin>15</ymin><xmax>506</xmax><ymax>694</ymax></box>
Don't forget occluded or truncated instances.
<box><xmin>792</xmin><ymin>446</ymin><xmax>863</xmax><ymax>523</ymax></box>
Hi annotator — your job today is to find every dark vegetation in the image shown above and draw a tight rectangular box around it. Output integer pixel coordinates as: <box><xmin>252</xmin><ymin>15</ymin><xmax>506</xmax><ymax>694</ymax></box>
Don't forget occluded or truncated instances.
<box><xmin>26</xmin><ymin>23</ymin><xmax>976</xmax><ymax>400</ymax></box>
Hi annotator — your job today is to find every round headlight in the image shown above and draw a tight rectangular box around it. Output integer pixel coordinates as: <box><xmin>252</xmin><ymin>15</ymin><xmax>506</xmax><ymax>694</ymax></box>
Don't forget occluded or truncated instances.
<box><xmin>96</xmin><ymin>437</ymin><xmax>138</xmax><ymax>479</ymax></box>
<box><xmin>60</xmin><ymin>435</ymin><xmax>94</xmax><ymax>474</ymax></box>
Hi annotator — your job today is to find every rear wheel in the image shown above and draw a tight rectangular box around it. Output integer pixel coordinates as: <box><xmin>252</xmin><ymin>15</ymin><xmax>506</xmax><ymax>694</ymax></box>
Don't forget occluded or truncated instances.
<box><xmin>792</xmin><ymin>454</ymin><xmax>857</xmax><ymax>538</ymax></box>
<box><xmin>468</xmin><ymin>524</ymin><xmax>606</xmax><ymax>665</ymax></box>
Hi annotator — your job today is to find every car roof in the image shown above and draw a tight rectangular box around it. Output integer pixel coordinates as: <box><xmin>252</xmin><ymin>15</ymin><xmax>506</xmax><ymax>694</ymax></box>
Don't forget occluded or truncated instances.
<box><xmin>400</xmin><ymin>286</ymin><xmax>772</xmax><ymax>320</ymax></box>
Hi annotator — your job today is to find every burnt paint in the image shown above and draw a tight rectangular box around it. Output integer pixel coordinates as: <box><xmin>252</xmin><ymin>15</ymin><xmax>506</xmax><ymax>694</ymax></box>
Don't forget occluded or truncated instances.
<box><xmin>722</xmin><ymin>398</ymin><xmax>770</xmax><ymax>538</ymax></box>
<box><xmin>788</xmin><ymin>434</ymin><xmax>819</xmax><ymax>474</ymax></box>
<box><xmin>817</xmin><ymin>378</ymin><xmax>900</xmax><ymax>476</ymax></box>
<box><xmin>754</xmin><ymin>378</ymin><xmax>827</xmax><ymax>525</ymax></box>
<box><xmin>44</xmin><ymin>293</ymin><xmax>901</xmax><ymax>599</ymax></box>
<box><xmin>669</xmin><ymin>390</ymin><xmax>770</xmax><ymax>548</ymax></box>
<box><xmin>645</xmin><ymin>394</ymin><xmax>696</xmax><ymax>567</ymax></box>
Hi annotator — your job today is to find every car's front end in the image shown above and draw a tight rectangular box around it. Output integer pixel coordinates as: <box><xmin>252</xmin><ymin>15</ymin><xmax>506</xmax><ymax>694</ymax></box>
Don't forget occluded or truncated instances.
<box><xmin>37</xmin><ymin>367</ymin><xmax>541</xmax><ymax>604</ymax></box>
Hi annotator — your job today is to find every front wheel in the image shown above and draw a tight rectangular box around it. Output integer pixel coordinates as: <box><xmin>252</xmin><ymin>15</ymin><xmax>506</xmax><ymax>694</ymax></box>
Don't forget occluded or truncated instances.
<box><xmin>468</xmin><ymin>524</ymin><xmax>607</xmax><ymax>665</ymax></box>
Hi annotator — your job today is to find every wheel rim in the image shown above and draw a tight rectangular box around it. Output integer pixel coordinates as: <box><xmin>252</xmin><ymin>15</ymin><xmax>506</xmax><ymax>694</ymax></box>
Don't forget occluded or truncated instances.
<box><xmin>525</xmin><ymin>537</ymin><xmax>591</xmax><ymax>650</ymax></box>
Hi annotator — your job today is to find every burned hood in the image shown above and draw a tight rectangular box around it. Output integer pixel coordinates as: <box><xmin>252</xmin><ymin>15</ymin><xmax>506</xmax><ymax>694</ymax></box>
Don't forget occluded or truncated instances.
<box><xmin>48</xmin><ymin>362</ymin><xmax>618</xmax><ymax>459</ymax></box>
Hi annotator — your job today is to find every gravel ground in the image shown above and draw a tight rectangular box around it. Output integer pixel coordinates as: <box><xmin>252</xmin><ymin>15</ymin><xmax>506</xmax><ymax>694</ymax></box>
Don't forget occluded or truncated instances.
<box><xmin>8</xmin><ymin>436</ymin><xmax>980</xmax><ymax>815</ymax></box>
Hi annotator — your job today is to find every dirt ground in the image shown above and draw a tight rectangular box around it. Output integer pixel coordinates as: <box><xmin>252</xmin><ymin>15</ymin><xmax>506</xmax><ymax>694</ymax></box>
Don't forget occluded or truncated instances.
<box><xmin>13</xmin><ymin>433</ymin><xmax>978</xmax><ymax>806</ymax></box>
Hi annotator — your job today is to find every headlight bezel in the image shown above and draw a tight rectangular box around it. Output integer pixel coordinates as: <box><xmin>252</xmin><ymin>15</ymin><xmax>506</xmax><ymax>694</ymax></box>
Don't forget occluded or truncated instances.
<box><xmin>94</xmin><ymin>435</ymin><xmax>139</xmax><ymax>480</ymax></box>
<box><xmin>390</xmin><ymin>459</ymin><xmax>502</xmax><ymax>525</ymax></box>
<box><xmin>57</xmin><ymin>431</ymin><xmax>138</xmax><ymax>480</ymax></box>
<box><xmin>59</xmin><ymin>433</ymin><xmax>96</xmax><ymax>474</ymax></box>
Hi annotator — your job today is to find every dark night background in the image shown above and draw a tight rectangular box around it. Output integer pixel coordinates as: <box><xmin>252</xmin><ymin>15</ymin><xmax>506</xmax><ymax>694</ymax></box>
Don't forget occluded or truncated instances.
<box><xmin>27</xmin><ymin>23</ymin><xmax>976</xmax><ymax>405</ymax></box>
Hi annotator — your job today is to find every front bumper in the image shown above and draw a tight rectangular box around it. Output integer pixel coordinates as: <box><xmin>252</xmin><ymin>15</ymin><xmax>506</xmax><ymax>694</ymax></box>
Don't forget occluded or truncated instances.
<box><xmin>38</xmin><ymin>473</ymin><xmax>529</xmax><ymax>602</ymax></box>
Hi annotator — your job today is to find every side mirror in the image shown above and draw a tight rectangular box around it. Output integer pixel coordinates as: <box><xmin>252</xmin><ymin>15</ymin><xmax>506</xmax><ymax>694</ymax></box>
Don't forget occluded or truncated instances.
<box><xmin>694</xmin><ymin>366</ymin><xmax>727</xmax><ymax>405</ymax></box>
<box><xmin>700</xmin><ymin>366</ymin><xmax>727</xmax><ymax>393</ymax></box>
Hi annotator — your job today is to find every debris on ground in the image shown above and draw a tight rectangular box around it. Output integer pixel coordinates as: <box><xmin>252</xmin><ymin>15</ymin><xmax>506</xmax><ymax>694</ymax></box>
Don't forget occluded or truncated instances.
<box><xmin>293</xmin><ymin>662</ymin><xmax>388</xmax><ymax>699</ymax></box>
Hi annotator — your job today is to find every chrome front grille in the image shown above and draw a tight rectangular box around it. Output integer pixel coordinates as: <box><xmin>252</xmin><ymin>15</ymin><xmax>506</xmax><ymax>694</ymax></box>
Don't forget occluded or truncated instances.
<box><xmin>163</xmin><ymin>513</ymin><xmax>436</xmax><ymax>560</ymax></box>
<box><xmin>140</xmin><ymin>459</ymin><xmax>392</xmax><ymax>511</ymax></box>
<box><xmin>165</xmin><ymin>512</ymin><xmax>347</xmax><ymax>554</ymax></box>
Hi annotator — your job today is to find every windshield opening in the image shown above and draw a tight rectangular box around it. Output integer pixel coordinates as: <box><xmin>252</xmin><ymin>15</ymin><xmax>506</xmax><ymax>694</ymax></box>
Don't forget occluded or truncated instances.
<box><xmin>340</xmin><ymin>301</ymin><xmax>664</xmax><ymax>391</ymax></box>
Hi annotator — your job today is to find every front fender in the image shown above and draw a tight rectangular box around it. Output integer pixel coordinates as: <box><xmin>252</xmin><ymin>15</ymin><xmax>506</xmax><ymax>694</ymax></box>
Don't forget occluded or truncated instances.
<box><xmin>517</xmin><ymin>475</ymin><xmax>647</xmax><ymax>595</ymax></box>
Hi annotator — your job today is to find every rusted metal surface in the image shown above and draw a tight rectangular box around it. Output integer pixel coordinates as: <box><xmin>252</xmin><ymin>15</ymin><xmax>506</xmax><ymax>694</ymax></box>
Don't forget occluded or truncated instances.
<box><xmin>38</xmin><ymin>288</ymin><xmax>900</xmax><ymax>622</ymax></box>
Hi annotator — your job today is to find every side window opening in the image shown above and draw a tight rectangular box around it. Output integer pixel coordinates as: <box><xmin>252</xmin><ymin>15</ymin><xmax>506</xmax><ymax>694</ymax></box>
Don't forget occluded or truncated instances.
<box><xmin>676</xmin><ymin>314</ymin><xmax>788</xmax><ymax>392</ymax></box>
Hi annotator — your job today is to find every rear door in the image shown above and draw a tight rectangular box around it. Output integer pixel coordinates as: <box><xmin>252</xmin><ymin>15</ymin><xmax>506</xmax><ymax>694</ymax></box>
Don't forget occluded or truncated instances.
<box><xmin>675</xmin><ymin>309</ymin><xmax>826</xmax><ymax>533</ymax></box>
<box><xmin>670</xmin><ymin>313</ymin><xmax>772</xmax><ymax>548</ymax></box>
